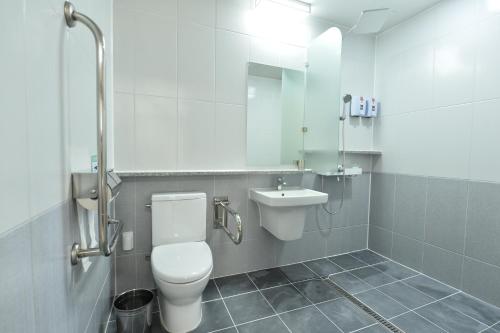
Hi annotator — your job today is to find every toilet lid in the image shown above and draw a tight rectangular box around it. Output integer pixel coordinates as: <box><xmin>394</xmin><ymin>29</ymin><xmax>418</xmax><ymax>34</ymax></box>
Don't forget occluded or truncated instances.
<box><xmin>151</xmin><ymin>242</ymin><xmax>213</xmax><ymax>284</ymax></box>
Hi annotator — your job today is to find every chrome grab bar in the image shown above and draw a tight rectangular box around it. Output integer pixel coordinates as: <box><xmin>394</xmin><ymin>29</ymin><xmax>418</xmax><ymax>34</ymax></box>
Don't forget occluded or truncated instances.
<box><xmin>214</xmin><ymin>197</ymin><xmax>243</xmax><ymax>245</ymax></box>
<box><xmin>65</xmin><ymin>2</ymin><xmax>121</xmax><ymax>265</ymax></box>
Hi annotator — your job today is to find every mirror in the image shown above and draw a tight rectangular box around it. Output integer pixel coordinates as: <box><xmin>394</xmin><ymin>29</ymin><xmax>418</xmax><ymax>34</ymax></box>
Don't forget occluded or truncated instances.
<box><xmin>246</xmin><ymin>63</ymin><xmax>305</xmax><ymax>167</ymax></box>
<box><xmin>246</xmin><ymin>27</ymin><xmax>342</xmax><ymax>173</ymax></box>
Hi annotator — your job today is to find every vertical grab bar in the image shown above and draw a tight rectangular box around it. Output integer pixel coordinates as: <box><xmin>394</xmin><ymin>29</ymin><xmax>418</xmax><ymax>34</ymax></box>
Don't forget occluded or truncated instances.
<box><xmin>65</xmin><ymin>2</ymin><xmax>121</xmax><ymax>264</ymax></box>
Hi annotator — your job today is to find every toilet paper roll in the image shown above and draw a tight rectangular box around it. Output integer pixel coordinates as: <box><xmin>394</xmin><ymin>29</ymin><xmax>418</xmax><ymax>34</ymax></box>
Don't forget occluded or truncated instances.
<box><xmin>122</xmin><ymin>231</ymin><xmax>134</xmax><ymax>251</ymax></box>
<box><xmin>76</xmin><ymin>190</ymin><xmax>112</xmax><ymax>211</ymax></box>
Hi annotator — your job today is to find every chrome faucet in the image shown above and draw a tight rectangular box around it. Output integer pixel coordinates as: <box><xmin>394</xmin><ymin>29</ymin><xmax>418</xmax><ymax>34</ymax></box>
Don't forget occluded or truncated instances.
<box><xmin>276</xmin><ymin>177</ymin><xmax>287</xmax><ymax>191</ymax></box>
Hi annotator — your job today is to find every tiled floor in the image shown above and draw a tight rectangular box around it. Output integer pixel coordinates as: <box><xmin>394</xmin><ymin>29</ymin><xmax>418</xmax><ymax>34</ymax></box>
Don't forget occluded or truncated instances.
<box><xmin>108</xmin><ymin>250</ymin><xmax>500</xmax><ymax>333</ymax></box>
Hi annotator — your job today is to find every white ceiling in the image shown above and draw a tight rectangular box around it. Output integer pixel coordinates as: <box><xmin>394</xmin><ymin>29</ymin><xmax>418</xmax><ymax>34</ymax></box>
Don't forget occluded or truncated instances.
<box><xmin>309</xmin><ymin>0</ymin><xmax>443</xmax><ymax>32</ymax></box>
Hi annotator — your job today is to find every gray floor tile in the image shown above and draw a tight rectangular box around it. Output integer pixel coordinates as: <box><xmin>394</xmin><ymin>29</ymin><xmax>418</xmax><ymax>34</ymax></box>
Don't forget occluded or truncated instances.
<box><xmin>279</xmin><ymin>263</ymin><xmax>318</xmax><ymax>283</ymax></box>
<box><xmin>377</xmin><ymin>281</ymin><xmax>434</xmax><ymax>310</ymax></box>
<box><xmin>317</xmin><ymin>297</ymin><xmax>377</xmax><ymax>332</ymax></box>
<box><xmin>483</xmin><ymin>323</ymin><xmax>500</xmax><ymax>333</ymax></box>
<box><xmin>416</xmin><ymin>301</ymin><xmax>489</xmax><ymax>332</ymax></box>
<box><xmin>215</xmin><ymin>274</ymin><xmax>256</xmax><ymax>297</ymax></box>
<box><xmin>329</xmin><ymin>272</ymin><xmax>373</xmax><ymax>294</ymax></box>
<box><xmin>261</xmin><ymin>285</ymin><xmax>311</xmax><ymax>313</ymax></box>
<box><xmin>191</xmin><ymin>300</ymin><xmax>234</xmax><ymax>333</ymax></box>
<box><xmin>356</xmin><ymin>324</ymin><xmax>392</xmax><ymax>333</ymax></box>
<box><xmin>217</xmin><ymin>327</ymin><xmax>238</xmax><ymax>333</ymax></box>
<box><xmin>373</xmin><ymin>261</ymin><xmax>419</xmax><ymax>280</ymax></box>
<box><xmin>237</xmin><ymin>316</ymin><xmax>288</xmax><ymax>333</ymax></box>
<box><xmin>280</xmin><ymin>306</ymin><xmax>342</xmax><ymax>333</ymax></box>
<box><xmin>151</xmin><ymin>314</ymin><xmax>167</xmax><ymax>333</ymax></box>
<box><xmin>442</xmin><ymin>293</ymin><xmax>500</xmax><ymax>326</ymax></box>
<box><xmin>224</xmin><ymin>291</ymin><xmax>275</xmax><ymax>324</ymax></box>
<box><xmin>329</xmin><ymin>254</ymin><xmax>368</xmax><ymax>270</ymax></box>
<box><xmin>304</xmin><ymin>258</ymin><xmax>344</xmax><ymax>277</ymax></box>
<box><xmin>350</xmin><ymin>266</ymin><xmax>397</xmax><ymax>287</ymax></box>
<box><xmin>403</xmin><ymin>275</ymin><xmax>457</xmax><ymax>300</ymax></box>
<box><xmin>350</xmin><ymin>250</ymin><xmax>387</xmax><ymax>265</ymax></box>
<box><xmin>248</xmin><ymin>268</ymin><xmax>289</xmax><ymax>289</ymax></box>
<box><xmin>391</xmin><ymin>312</ymin><xmax>446</xmax><ymax>333</ymax></box>
<box><xmin>293</xmin><ymin>279</ymin><xmax>343</xmax><ymax>304</ymax></box>
<box><xmin>203</xmin><ymin>279</ymin><xmax>221</xmax><ymax>302</ymax></box>
<box><xmin>215</xmin><ymin>328</ymin><xmax>238</xmax><ymax>333</ymax></box>
<box><xmin>355</xmin><ymin>289</ymin><xmax>409</xmax><ymax>318</ymax></box>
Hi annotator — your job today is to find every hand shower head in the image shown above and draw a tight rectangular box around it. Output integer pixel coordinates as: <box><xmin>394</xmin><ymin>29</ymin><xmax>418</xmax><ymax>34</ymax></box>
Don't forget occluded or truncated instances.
<box><xmin>343</xmin><ymin>94</ymin><xmax>352</xmax><ymax>103</ymax></box>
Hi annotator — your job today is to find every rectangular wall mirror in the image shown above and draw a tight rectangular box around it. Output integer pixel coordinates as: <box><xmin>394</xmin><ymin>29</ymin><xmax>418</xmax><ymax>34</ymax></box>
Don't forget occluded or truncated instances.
<box><xmin>246</xmin><ymin>27</ymin><xmax>343</xmax><ymax>173</ymax></box>
<box><xmin>247</xmin><ymin>63</ymin><xmax>305</xmax><ymax>167</ymax></box>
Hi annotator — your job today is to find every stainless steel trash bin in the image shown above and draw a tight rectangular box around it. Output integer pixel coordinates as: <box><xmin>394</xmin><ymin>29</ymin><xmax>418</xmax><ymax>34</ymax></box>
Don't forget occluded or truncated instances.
<box><xmin>113</xmin><ymin>289</ymin><xmax>154</xmax><ymax>333</ymax></box>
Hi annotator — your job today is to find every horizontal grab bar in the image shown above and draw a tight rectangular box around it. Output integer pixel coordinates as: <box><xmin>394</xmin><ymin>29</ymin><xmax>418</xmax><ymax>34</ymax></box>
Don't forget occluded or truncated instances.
<box><xmin>214</xmin><ymin>197</ymin><xmax>243</xmax><ymax>245</ymax></box>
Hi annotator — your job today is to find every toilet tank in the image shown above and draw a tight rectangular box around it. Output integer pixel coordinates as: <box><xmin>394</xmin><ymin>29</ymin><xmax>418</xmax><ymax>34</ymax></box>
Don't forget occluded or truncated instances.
<box><xmin>151</xmin><ymin>192</ymin><xmax>207</xmax><ymax>246</ymax></box>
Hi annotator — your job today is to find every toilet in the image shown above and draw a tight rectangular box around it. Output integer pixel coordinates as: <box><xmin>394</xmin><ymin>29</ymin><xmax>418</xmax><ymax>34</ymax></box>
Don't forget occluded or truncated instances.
<box><xmin>150</xmin><ymin>192</ymin><xmax>213</xmax><ymax>333</ymax></box>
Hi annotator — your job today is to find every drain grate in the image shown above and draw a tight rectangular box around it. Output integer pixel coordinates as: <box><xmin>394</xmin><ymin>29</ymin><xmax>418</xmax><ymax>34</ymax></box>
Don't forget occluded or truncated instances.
<box><xmin>324</xmin><ymin>277</ymin><xmax>405</xmax><ymax>333</ymax></box>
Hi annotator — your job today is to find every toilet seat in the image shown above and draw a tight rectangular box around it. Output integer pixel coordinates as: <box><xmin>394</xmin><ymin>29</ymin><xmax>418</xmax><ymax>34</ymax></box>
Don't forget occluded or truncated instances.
<box><xmin>152</xmin><ymin>241</ymin><xmax>212</xmax><ymax>284</ymax></box>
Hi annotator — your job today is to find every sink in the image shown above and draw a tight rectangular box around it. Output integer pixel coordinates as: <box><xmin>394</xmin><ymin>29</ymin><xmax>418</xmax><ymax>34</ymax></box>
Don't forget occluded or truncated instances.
<box><xmin>249</xmin><ymin>188</ymin><xmax>328</xmax><ymax>241</ymax></box>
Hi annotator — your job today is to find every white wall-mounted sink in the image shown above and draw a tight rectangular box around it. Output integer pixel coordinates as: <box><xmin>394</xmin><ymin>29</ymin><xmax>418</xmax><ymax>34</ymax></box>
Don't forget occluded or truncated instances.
<box><xmin>249</xmin><ymin>188</ymin><xmax>328</xmax><ymax>241</ymax></box>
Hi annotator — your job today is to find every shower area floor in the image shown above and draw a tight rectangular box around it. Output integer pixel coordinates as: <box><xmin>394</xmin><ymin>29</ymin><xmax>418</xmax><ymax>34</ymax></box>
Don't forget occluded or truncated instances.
<box><xmin>109</xmin><ymin>250</ymin><xmax>500</xmax><ymax>333</ymax></box>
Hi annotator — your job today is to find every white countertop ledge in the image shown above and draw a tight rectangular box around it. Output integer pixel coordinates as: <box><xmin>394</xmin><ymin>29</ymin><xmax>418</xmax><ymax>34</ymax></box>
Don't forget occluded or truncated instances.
<box><xmin>116</xmin><ymin>169</ymin><xmax>312</xmax><ymax>177</ymax></box>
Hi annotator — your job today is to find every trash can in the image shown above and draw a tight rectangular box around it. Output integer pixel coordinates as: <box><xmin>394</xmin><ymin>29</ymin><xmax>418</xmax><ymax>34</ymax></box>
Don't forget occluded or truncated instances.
<box><xmin>113</xmin><ymin>289</ymin><xmax>154</xmax><ymax>333</ymax></box>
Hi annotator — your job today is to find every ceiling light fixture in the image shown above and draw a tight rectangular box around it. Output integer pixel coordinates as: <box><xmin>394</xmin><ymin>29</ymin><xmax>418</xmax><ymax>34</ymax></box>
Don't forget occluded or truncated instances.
<box><xmin>255</xmin><ymin>0</ymin><xmax>311</xmax><ymax>13</ymax></box>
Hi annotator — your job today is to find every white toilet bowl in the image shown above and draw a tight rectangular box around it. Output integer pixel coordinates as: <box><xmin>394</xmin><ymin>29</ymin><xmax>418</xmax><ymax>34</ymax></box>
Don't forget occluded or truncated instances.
<box><xmin>151</xmin><ymin>241</ymin><xmax>213</xmax><ymax>333</ymax></box>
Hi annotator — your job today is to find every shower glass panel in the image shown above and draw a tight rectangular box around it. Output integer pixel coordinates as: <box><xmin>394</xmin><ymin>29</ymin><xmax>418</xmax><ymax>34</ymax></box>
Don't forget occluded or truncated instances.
<box><xmin>303</xmin><ymin>27</ymin><xmax>342</xmax><ymax>173</ymax></box>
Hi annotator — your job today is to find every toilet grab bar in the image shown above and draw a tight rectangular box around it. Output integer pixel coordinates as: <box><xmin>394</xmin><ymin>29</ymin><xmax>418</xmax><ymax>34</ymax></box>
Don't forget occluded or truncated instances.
<box><xmin>214</xmin><ymin>197</ymin><xmax>243</xmax><ymax>244</ymax></box>
<box><xmin>64</xmin><ymin>2</ymin><xmax>122</xmax><ymax>265</ymax></box>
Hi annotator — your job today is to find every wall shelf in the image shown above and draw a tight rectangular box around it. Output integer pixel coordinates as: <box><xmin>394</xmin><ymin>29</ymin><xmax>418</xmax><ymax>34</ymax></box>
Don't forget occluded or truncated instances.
<box><xmin>340</xmin><ymin>149</ymin><xmax>382</xmax><ymax>156</ymax></box>
<box><xmin>316</xmin><ymin>167</ymin><xmax>363</xmax><ymax>177</ymax></box>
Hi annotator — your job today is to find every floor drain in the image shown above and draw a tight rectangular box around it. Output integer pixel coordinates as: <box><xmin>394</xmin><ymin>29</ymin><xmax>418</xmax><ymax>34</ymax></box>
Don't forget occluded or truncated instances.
<box><xmin>324</xmin><ymin>277</ymin><xmax>405</xmax><ymax>333</ymax></box>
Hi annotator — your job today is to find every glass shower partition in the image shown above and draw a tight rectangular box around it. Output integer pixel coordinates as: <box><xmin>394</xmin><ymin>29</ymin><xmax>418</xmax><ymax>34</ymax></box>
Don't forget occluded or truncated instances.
<box><xmin>303</xmin><ymin>27</ymin><xmax>343</xmax><ymax>174</ymax></box>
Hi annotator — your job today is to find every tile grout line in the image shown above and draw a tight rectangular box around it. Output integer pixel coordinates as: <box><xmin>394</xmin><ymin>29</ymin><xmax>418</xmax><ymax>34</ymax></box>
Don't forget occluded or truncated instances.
<box><xmin>370</xmin><ymin>249</ymin><xmax>500</xmax><ymax>327</ymax></box>
<box><xmin>459</xmin><ymin>180</ymin><xmax>471</xmax><ymax>291</ymax></box>
<box><xmin>370</xmin><ymin>250</ymin><xmax>500</xmax><ymax>331</ymax></box>
<box><xmin>420</xmin><ymin>177</ymin><xmax>430</xmax><ymax>269</ymax></box>
<box><xmin>200</xmin><ymin>250</ymin><xmax>500</xmax><ymax>333</ymax></box>
<box><xmin>244</xmin><ymin>273</ymin><xmax>294</xmax><ymax>333</ymax></box>
<box><xmin>213</xmin><ymin>278</ymin><xmax>240</xmax><ymax>333</ymax></box>
<box><xmin>478</xmin><ymin>318</ymin><xmax>500</xmax><ymax>333</ymax></box>
<box><xmin>297</xmin><ymin>260</ymin><xmax>350</xmax><ymax>333</ymax></box>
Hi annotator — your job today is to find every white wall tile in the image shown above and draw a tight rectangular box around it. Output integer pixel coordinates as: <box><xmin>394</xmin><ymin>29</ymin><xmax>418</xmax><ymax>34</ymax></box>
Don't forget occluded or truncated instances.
<box><xmin>399</xmin><ymin>44</ymin><xmax>434</xmax><ymax>112</ymax></box>
<box><xmin>433</xmin><ymin>28</ymin><xmax>476</xmax><ymax>107</ymax></box>
<box><xmin>135</xmin><ymin>95</ymin><xmax>178</xmax><ymax>170</ymax></box>
<box><xmin>179</xmin><ymin>0</ymin><xmax>216</xmax><ymax>27</ymax></box>
<box><xmin>135</xmin><ymin>12</ymin><xmax>177</xmax><ymax>97</ymax></box>
<box><xmin>133</xmin><ymin>0</ymin><xmax>177</xmax><ymax>18</ymax></box>
<box><xmin>476</xmin><ymin>0</ymin><xmax>500</xmax><ymax>20</ymax></box>
<box><xmin>432</xmin><ymin>0</ymin><xmax>477</xmax><ymax>38</ymax></box>
<box><xmin>249</xmin><ymin>37</ymin><xmax>281</xmax><ymax>67</ymax></box>
<box><xmin>470</xmin><ymin>100</ymin><xmax>500</xmax><ymax>182</ymax></box>
<box><xmin>114</xmin><ymin>93</ymin><xmax>135</xmax><ymax>170</ymax></box>
<box><xmin>475</xmin><ymin>18</ymin><xmax>500</xmax><ymax>101</ymax></box>
<box><xmin>178</xmin><ymin>100</ymin><xmax>216</xmax><ymax>169</ymax></box>
<box><xmin>216</xmin><ymin>0</ymin><xmax>253</xmax><ymax>34</ymax></box>
<box><xmin>113</xmin><ymin>8</ymin><xmax>135</xmax><ymax>93</ymax></box>
<box><xmin>215</xmin><ymin>30</ymin><xmax>250</xmax><ymax>105</ymax></box>
<box><xmin>178</xmin><ymin>22</ymin><xmax>215</xmax><ymax>101</ymax></box>
<box><xmin>25</xmin><ymin>0</ymin><xmax>68</xmax><ymax>215</ymax></box>
<box><xmin>215</xmin><ymin>103</ymin><xmax>246</xmax><ymax>169</ymax></box>
<box><xmin>374</xmin><ymin>53</ymin><xmax>401</xmax><ymax>116</ymax></box>
<box><xmin>279</xmin><ymin>44</ymin><xmax>306</xmax><ymax>71</ymax></box>
<box><xmin>0</xmin><ymin>0</ymin><xmax>30</xmax><ymax>234</ymax></box>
